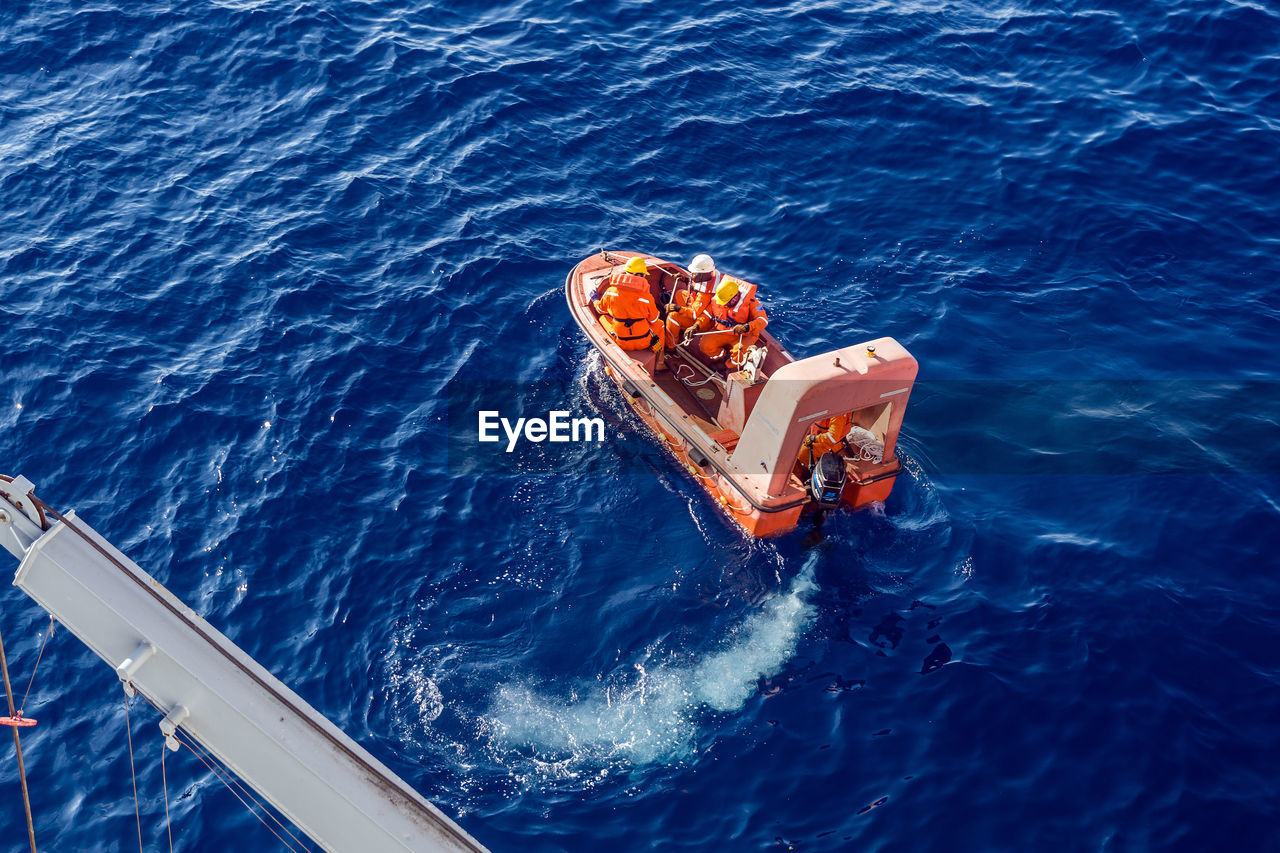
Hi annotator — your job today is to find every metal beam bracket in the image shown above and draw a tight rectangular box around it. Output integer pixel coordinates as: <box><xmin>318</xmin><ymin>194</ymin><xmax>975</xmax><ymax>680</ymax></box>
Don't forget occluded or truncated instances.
<box><xmin>115</xmin><ymin>642</ymin><xmax>156</xmax><ymax>698</ymax></box>
<box><xmin>0</xmin><ymin>476</ymin><xmax>45</xmax><ymax>562</ymax></box>
<box><xmin>159</xmin><ymin>704</ymin><xmax>189</xmax><ymax>752</ymax></box>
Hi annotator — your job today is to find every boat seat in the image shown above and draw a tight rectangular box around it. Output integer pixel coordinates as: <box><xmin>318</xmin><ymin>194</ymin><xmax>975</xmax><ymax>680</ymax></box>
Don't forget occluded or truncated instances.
<box><xmin>624</xmin><ymin>345</ymin><xmax>657</xmax><ymax>375</ymax></box>
<box><xmin>707</xmin><ymin>428</ymin><xmax>739</xmax><ymax>452</ymax></box>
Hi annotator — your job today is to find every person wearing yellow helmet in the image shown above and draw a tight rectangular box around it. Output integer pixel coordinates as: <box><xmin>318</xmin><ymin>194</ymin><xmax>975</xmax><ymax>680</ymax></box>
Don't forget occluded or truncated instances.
<box><xmin>590</xmin><ymin>255</ymin><xmax>649</xmax><ymax>302</ymax></box>
<box><xmin>592</xmin><ymin>256</ymin><xmax>664</xmax><ymax>362</ymax></box>
<box><xmin>690</xmin><ymin>271</ymin><xmax>769</xmax><ymax>369</ymax></box>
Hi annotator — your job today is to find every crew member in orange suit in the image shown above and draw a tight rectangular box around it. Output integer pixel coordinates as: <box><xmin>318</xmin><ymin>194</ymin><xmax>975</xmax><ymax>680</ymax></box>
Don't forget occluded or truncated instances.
<box><xmin>799</xmin><ymin>412</ymin><xmax>852</xmax><ymax>465</ymax></box>
<box><xmin>593</xmin><ymin>256</ymin><xmax>664</xmax><ymax>364</ymax></box>
<box><xmin>665</xmin><ymin>253</ymin><xmax>719</xmax><ymax>349</ymax></box>
<box><xmin>691</xmin><ymin>274</ymin><xmax>768</xmax><ymax>369</ymax></box>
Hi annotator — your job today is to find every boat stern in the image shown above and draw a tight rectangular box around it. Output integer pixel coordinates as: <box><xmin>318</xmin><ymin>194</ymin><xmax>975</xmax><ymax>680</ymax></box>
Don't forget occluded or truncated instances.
<box><xmin>729</xmin><ymin>338</ymin><xmax>918</xmax><ymax>509</ymax></box>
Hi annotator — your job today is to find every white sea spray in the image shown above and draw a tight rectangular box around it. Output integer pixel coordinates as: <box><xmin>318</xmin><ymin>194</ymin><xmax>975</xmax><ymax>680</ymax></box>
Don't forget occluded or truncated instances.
<box><xmin>483</xmin><ymin>553</ymin><xmax>819</xmax><ymax>771</ymax></box>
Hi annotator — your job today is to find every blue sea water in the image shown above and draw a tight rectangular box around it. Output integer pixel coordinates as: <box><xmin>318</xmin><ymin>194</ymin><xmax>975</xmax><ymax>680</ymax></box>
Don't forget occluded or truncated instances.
<box><xmin>2</xmin><ymin>0</ymin><xmax>1279</xmax><ymax>850</ymax></box>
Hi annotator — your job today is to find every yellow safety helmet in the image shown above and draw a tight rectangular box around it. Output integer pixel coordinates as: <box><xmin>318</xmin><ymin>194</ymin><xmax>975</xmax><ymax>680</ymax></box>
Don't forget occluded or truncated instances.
<box><xmin>625</xmin><ymin>256</ymin><xmax>649</xmax><ymax>275</ymax></box>
<box><xmin>714</xmin><ymin>276</ymin><xmax>740</xmax><ymax>305</ymax></box>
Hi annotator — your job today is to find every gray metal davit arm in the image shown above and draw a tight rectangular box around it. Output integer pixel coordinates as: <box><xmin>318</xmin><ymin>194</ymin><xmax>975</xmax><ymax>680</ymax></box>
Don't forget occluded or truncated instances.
<box><xmin>0</xmin><ymin>477</ymin><xmax>488</xmax><ymax>853</ymax></box>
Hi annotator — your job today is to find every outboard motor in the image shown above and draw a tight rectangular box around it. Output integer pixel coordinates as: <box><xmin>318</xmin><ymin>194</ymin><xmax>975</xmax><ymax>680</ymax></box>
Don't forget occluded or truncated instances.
<box><xmin>810</xmin><ymin>451</ymin><xmax>847</xmax><ymax>509</ymax></box>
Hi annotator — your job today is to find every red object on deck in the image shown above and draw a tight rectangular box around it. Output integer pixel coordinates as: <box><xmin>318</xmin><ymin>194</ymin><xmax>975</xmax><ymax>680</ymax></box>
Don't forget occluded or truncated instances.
<box><xmin>0</xmin><ymin>714</ymin><xmax>36</xmax><ymax>728</ymax></box>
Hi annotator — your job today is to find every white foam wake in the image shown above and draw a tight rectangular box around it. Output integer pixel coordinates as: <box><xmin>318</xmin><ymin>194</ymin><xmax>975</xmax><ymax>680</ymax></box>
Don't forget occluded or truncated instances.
<box><xmin>482</xmin><ymin>554</ymin><xmax>819</xmax><ymax>771</ymax></box>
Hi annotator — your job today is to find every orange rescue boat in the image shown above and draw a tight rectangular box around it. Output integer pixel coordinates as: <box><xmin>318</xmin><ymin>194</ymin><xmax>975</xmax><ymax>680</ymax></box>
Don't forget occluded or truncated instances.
<box><xmin>566</xmin><ymin>250</ymin><xmax>918</xmax><ymax>538</ymax></box>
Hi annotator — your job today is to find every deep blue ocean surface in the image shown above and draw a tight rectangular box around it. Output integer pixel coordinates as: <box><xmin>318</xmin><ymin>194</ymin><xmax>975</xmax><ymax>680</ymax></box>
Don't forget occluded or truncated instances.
<box><xmin>2</xmin><ymin>0</ymin><xmax>1279</xmax><ymax>850</ymax></box>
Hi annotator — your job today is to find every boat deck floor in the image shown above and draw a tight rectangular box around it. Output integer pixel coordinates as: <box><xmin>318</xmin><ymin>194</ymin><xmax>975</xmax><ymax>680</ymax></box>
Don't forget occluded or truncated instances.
<box><xmin>655</xmin><ymin>347</ymin><xmax>728</xmax><ymax>437</ymax></box>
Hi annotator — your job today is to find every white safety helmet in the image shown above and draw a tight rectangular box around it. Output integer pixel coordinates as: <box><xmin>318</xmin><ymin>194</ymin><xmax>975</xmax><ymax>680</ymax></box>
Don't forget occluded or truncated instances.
<box><xmin>689</xmin><ymin>254</ymin><xmax>716</xmax><ymax>275</ymax></box>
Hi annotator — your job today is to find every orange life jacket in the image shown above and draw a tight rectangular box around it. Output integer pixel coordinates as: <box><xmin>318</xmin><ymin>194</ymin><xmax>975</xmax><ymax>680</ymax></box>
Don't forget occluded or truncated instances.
<box><xmin>673</xmin><ymin>287</ymin><xmax>713</xmax><ymax>314</ymax></box>
<box><xmin>595</xmin><ymin>270</ymin><xmax>659</xmax><ymax>350</ymax></box>
<box><xmin>707</xmin><ymin>279</ymin><xmax>766</xmax><ymax>329</ymax></box>
<box><xmin>608</xmin><ymin>268</ymin><xmax>650</xmax><ymax>293</ymax></box>
<box><xmin>689</xmin><ymin>270</ymin><xmax>719</xmax><ymax>295</ymax></box>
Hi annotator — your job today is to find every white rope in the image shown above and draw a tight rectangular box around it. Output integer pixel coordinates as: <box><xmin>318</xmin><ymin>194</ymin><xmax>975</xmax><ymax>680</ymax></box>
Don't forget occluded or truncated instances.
<box><xmin>673</xmin><ymin>364</ymin><xmax>718</xmax><ymax>387</ymax></box>
<box><xmin>846</xmin><ymin>427</ymin><xmax>885</xmax><ymax>464</ymax></box>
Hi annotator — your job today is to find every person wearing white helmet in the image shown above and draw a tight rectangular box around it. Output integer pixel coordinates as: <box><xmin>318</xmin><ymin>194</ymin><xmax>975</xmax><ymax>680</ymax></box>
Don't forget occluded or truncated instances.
<box><xmin>664</xmin><ymin>253</ymin><xmax>720</xmax><ymax>350</ymax></box>
<box><xmin>688</xmin><ymin>253</ymin><xmax>718</xmax><ymax>286</ymax></box>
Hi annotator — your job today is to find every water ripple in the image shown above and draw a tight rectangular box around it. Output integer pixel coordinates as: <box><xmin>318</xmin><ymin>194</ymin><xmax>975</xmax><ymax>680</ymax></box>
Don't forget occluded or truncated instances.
<box><xmin>1</xmin><ymin>0</ymin><xmax>1278</xmax><ymax>850</ymax></box>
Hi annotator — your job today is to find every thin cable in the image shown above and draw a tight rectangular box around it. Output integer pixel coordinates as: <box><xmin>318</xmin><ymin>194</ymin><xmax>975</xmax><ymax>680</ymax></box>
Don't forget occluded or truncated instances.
<box><xmin>717</xmin><ymin>489</ymin><xmax>751</xmax><ymax>515</ymax></box>
<box><xmin>124</xmin><ymin>697</ymin><xmax>144</xmax><ymax>853</ymax></box>
<box><xmin>0</xmin><ymin>623</ymin><xmax>37</xmax><ymax>853</ymax></box>
<box><xmin>135</xmin><ymin>693</ymin><xmax>313</xmax><ymax>853</ymax></box>
<box><xmin>181</xmin><ymin>732</ymin><xmax>314</xmax><ymax>852</ymax></box>
<box><xmin>160</xmin><ymin>742</ymin><xmax>174</xmax><ymax>853</ymax></box>
<box><xmin>18</xmin><ymin>615</ymin><xmax>54</xmax><ymax>713</ymax></box>
<box><xmin>175</xmin><ymin>732</ymin><xmax>310</xmax><ymax>853</ymax></box>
